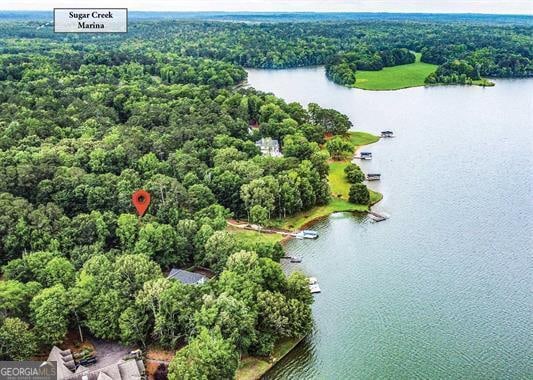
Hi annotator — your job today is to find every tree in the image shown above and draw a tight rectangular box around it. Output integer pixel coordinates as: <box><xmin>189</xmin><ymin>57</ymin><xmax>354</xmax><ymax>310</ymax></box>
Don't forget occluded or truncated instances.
<box><xmin>0</xmin><ymin>317</ymin><xmax>37</xmax><ymax>360</ymax></box>
<box><xmin>134</xmin><ymin>222</ymin><xmax>183</xmax><ymax>268</ymax></box>
<box><xmin>30</xmin><ymin>284</ymin><xmax>70</xmax><ymax>345</ymax></box>
<box><xmin>285</xmin><ymin>298</ymin><xmax>313</xmax><ymax>337</ymax></box>
<box><xmin>256</xmin><ymin>291</ymin><xmax>290</xmax><ymax>337</ymax></box>
<box><xmin>0</xmin><ymin>280</ymin><xmax>41</xmax><ymax>319</ymax></box>
<box><xmin>152</xmin><ymin>280</ymin><xmax>201</xmax><ymax>348</ymax></box>
<box><xmin>286</xmin><ymin>271</ymin><xmax>313</xmax><ymax>305</ymax></box>
<box><xmin>119</xmin><ymin>305</ymin><xmax>150</xmax><ymax>347</ymax></box>
<box><xmin>84</xmin><ymin>289</ymin><xmax>124</xmax><ymax>340</ymax></box>
<box><xmin>249</xmin><ymin>204</ymin><xmax>269</xmax><ymax>227</ymax></box>
<box><xmin>188</xmin><ymin>184</ymin><xmax>216</xmax><ymax>213</ymax></box>
<box><xmin>113</xmin><ymin>253</ymin><xmax>162</xmax><ymax>299</ymax></box>
<box><xmin>344</xmin><ymin>163</ymin><xmax>365</xmax><ymax>183</ymax></box>
<box><xmin>203</xmin><ymin>231</ymin><xmax>238</xmax><ymax>273</ymax></box>
<box><xmin>240</xmin><ymin>176</ymin><xmax>279</xmax><ymax>220</ymax></box>
<box><xmin>308</xmin><ymin>103</ymin><xmax>352</xmax><ymax>135</ymax></box>
<box><xmin>349</xmin><ymin>183</ymin><xmax>370</xmax><ymax>205</ymax></box>
<box><xmin>167</xmin><ymin>328</ymin><xmax>239</xmax><ymax>380</ymax></box>
<box><xmin>326</xmin><ymin>137</ymin><xmax>354</xmax><ymax>160</ymax></box>
<box><xmin>282</xmin><ymin>134</ymin><xmax>318</xmax><ymax>160</ymax></box>
<box><xmin>39</xmin><ymin>257</ymin><xmax>76</xmax><ymax>288</ymax></box>
<box><xmin>194</xmin><ymin>293</ymin><xmax>256</xmax><ymax>352</ymax></box>
<box><xmin>116</xmin><ymin>213</ymin><xmax>139</xmax><ymax>251</ymax></box>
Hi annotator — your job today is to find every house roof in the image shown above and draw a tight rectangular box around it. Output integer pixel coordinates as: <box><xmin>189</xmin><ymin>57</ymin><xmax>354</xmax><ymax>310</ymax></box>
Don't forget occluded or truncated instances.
<box><xmin>168</xmin><ymin>268</ymin><xmax>207</xmax><ymax>284</ymax></box>
<box><xmin>47</xmin><ymin>346</ymin><xmax>145</xmax><ymax>380</ymax></box>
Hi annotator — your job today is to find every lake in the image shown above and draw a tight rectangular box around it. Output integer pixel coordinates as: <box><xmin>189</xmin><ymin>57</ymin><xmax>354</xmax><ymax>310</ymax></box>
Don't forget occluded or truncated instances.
<box><xmin>246</xmin><ymin>67</ymin><xmax>533</xmax><ymax>379</ymax></box>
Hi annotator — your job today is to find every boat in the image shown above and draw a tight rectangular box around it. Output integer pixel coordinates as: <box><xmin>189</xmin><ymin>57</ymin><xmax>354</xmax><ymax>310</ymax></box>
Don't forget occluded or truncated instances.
<box><xmin>309</xmin><ymin>277</ymin><xmax>321</xmax><ymax>293</ymax></box>
<box><xmin>290</xmin><ymin>257</ymin><xmax>302</xmax><ymax>263</ymax></box>
<box><xmin>381</xmin><ymin>130</ymin><xmax>394</xmax><ymax>138</ymax></box>
<box><xmin>366</xmin><ymin>173</ymin><xmax>381</xmax><ymax>181</ymax></box>
<box><xmin>303</xmin><ymin>230</ymin><xmax>319</xmax><ymax>239</ymax></box>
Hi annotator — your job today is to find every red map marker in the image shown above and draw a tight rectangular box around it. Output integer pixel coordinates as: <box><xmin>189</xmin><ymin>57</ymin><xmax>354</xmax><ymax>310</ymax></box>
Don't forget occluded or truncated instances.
<box><xmin>132</xmin><ymin>190</ymin><xmax>151</xmax><ymax>217</ymax></box>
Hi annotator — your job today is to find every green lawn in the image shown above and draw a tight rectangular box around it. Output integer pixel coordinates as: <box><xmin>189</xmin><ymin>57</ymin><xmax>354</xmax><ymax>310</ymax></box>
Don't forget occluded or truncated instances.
<box><xmin>236</xmin><ymin>338</ymin><xmax>302</xmax><ymax>380</ymax></box>
<box><xmin>277</xmin><ymin>131</ymin><xmax>381</xmax><ymax>230</ymax></box>
<box><xmin>228</xmin><ymin>228</ymin><xmax>284</xmax><ymax>244</ymax></box>
<box><xmin>347</xmin><ymin>131</ymin><xmax>381</xmax><ymax>147</ymax></box>
<box><xmin>330</xmin><ymin>131</ymin><xmax>380</xmax><ymax>199</ymax></box>
<box><xmin>278</xmin><ymin>198</ymin><xmax>370</xmax><ymax>230</ymax></box>
<box><xmin>232</xmin><ymin>132</ymin><xmax>382</xmax><ymax>233</ymax></box>
<box><xmin>354</xmin><ymin>53</ymin><xmax>437</xmax><ymax>91</ymax></box>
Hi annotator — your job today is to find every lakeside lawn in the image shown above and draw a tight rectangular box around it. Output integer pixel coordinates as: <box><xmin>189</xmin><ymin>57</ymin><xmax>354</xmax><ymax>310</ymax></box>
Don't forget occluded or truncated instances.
<box><xmin>354</xmin><ymin>53</ymin><xmax>437</xmax><ymax>91</ymax></box>
<box><xmin>347</xmin><ymin>131</ymin><xmax>381</xmax><ymax>147</ymax></box>
<box><xmin>228</xmin><ymin>227</ymin><xmax>284</xmax><ymax>243</ymax></box>
<box><xmin>330</xmin><ymin>131</ymin><xmax>380</xmax><ymax>198</ymax></box>
<box><xmin>236</xmin><ymin>338</ymin><xmax>302</xmax><ymax>380</ymax></box>
<box><xmin>229</xmin><ymin>131</ymin><xmax>382</xmax><ymax>233</ymax></box>
<box><xmin>278</xmin><ymin>131</ymin><xmax>382</xmax><ymax>230</ymax></box>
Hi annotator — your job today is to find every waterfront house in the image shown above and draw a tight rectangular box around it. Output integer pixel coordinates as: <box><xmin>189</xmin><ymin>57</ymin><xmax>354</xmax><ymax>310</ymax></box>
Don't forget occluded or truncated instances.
<box><xmin>255</xmin><ymin>137</ymin><xmax>283</xmax><ymax>157</ymax></box>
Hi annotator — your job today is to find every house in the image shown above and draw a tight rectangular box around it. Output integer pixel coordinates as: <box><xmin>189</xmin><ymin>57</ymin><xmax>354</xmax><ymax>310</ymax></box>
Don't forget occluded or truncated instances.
<box><xmin>47</xmin><ymin>346</ymin><xmax>145</xmax><ymax>380</ymax></box>
<box><xmin>255</xmin><ymin>137</ymin><xmax>282</xmax><ymax>157</ymax></box>
<box><xmin>168</xmin><ymin>268</ymin><xmax>207</xmax><ymax>285</ymax></box>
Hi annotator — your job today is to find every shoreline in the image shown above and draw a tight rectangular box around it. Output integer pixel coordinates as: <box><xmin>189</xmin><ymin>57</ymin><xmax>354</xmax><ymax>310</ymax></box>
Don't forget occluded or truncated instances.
<box><xmin>236</xmin><ymin>337</ymin><xmax>305</xmax><ymax>380</ymax></box>
<box><xmin>231</xmin><ymin>133</ymin><xmax>383</xmax><ymax>378</ymax></box>
<box><xmin>281</xmin><ymin>135</ymin><xmax>383</xmax><ymax>232</ymax></box>
<box><xmin>351</xmin><ymin>78</ymin><xmax>495</xmax><ymax>91</ymax></box>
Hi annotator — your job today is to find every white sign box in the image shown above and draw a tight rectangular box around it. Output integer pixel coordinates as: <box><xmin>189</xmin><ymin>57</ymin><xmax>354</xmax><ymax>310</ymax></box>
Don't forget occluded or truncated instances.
<box><xmin>54</xmin><ymin>8</ymin><xmax>128</xmax><ymax>33</ymax></box>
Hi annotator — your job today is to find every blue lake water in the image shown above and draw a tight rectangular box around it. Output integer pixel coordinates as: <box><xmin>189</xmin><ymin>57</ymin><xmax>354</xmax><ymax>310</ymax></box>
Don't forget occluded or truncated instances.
<box><xmin>246</xmin><ymin>67</ymin><xmax>533</xmax><ymax>379</ymax></box>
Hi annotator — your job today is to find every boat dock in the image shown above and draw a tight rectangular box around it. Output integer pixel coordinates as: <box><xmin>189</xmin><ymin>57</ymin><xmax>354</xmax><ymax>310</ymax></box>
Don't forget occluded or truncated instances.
<box><xmin>309</xmin><ymin>277</ymin><xmax>321</xmax><ymax>293</ymax></box>
<box><xmin>367</xmin><ymin>211</ymin><xmax>389</xmax><ymax>222</ymax></box>
<box><xmin>353</xmin><ymin>151</ymin><xmax>372</xmax><ymax>160</ymax></box>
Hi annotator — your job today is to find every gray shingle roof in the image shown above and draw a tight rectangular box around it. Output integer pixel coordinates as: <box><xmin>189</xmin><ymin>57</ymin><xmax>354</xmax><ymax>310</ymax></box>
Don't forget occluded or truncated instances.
<box><xmin>168</xmin><ymin>268</ymin><xmax>207</xmax><ymax>284</ymax></box>
<box><xmin>47</xmin><ymin>346</ymin><xmax>145</xmax><ymax>380</ymax></box>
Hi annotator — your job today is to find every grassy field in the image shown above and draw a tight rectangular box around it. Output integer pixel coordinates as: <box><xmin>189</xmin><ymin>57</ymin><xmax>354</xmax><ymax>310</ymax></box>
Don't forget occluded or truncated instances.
<box><xmin>354</xmin><ymin>53</ymin><xmax>437</xmax><ymax>91</ymax></box>
<box><xmin>347</xmin><ymin>131</ymin><xmax>381</xmax><ymax>147</ymax></box>
<box><xmin>236</xmin><ymin>338</ymin><xmax>302</xmax><ymax>380</ymax></box>
<box><xmin>279</xmin><ymin>197</ymin><xmax>370</xmax><ymax>230</ymax></box>
<box><xmin>329</xmin><ymin>161</ymin><xmax>381</xmax><ymax>202</ymax></box>
<box><xmin>228</xmin><ymin>227</ymin><xmax>284</xmax><ymax>243</ymax></box>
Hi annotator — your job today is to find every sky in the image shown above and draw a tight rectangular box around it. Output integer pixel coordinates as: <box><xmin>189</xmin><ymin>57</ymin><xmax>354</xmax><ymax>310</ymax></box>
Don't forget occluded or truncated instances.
<box><xmin>2</xmin><ymin>0</ymin><xmax>532</xmax><ymax>15</ymax></box>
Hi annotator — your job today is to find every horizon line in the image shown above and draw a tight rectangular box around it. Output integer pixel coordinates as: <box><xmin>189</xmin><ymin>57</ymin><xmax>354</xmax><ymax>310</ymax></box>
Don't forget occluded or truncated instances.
<box><xmin>0</xmin><ymin>10</ymin><xmax>532</xmax><ymax>16</ymax></box>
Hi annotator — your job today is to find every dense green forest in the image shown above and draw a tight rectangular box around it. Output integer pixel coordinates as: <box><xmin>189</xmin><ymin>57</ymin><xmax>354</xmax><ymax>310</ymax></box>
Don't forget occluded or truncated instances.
<box><xmin>0</xmin><ymin>20</ymin><xmax>353</xmax><ymax>378</ymax></box>
<box><xmin>0</xmin><ymin>16</ymin><xmax>531</xmax><ymax>378</ymax></box>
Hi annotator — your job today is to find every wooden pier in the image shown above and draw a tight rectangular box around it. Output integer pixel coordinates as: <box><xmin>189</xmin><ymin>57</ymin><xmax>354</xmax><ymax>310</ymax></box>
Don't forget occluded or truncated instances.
<box><xmin>367</xmin><ymin>211</ymin><xmax>389</xmax><ymax>222</ymax></box>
